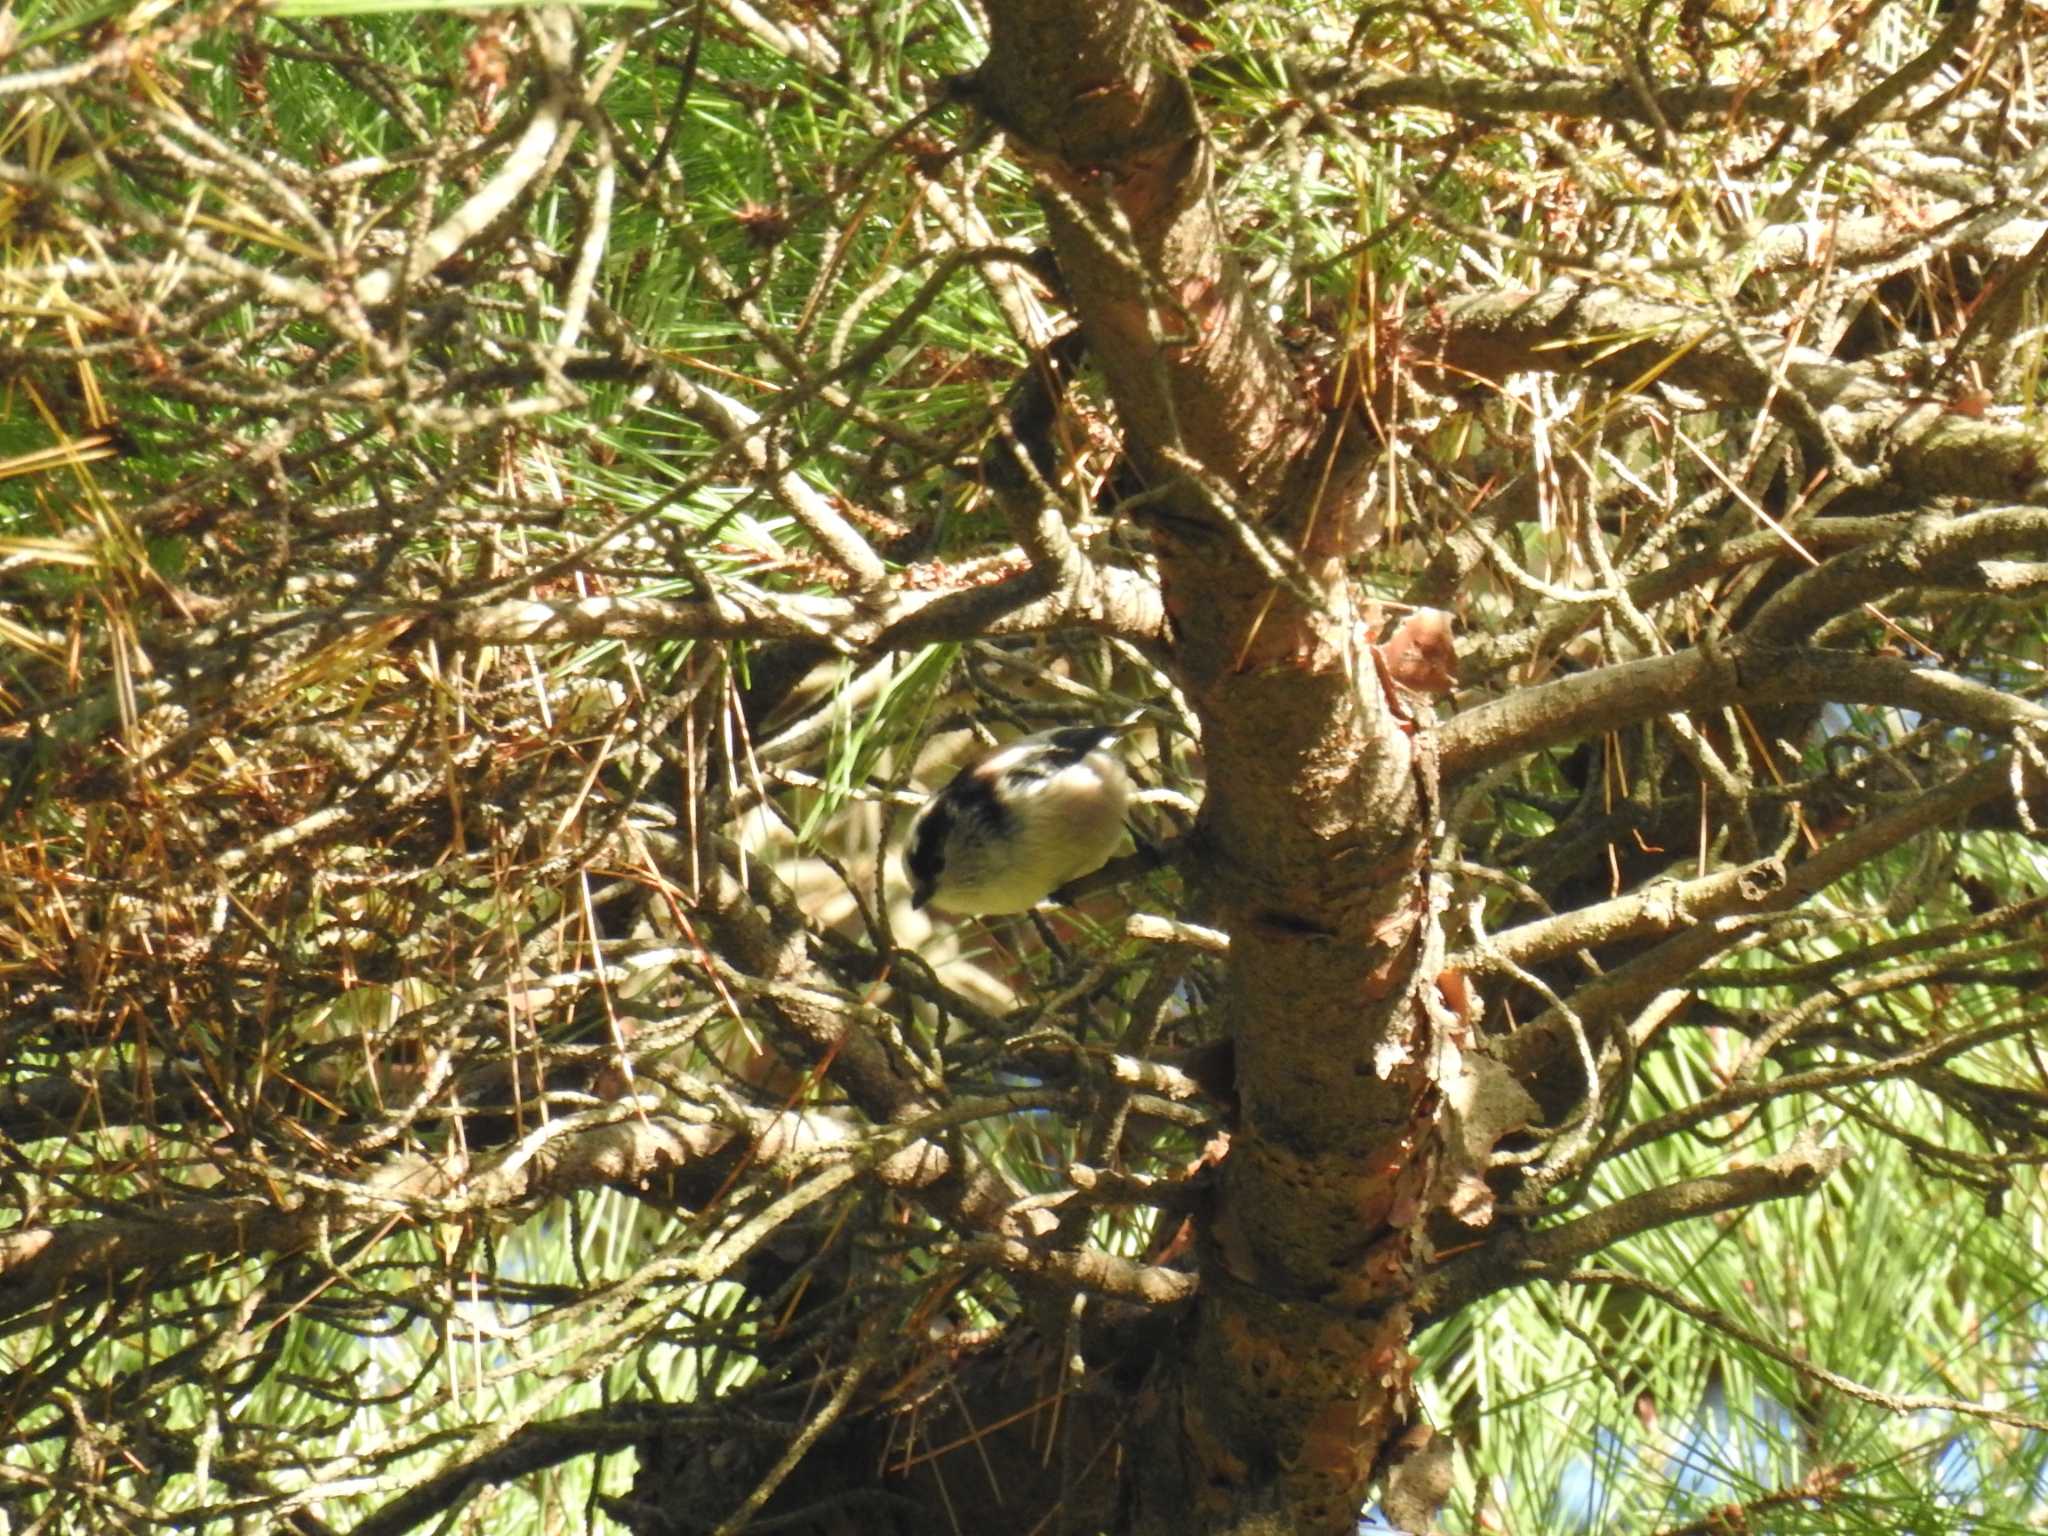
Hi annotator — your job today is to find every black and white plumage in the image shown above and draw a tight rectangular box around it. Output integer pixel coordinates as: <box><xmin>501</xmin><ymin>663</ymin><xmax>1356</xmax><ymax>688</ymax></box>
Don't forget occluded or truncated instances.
<box><xmin>902</xmin><ymin>726</ymin><xmax>1131</xmax><ymax>916</ymax></box>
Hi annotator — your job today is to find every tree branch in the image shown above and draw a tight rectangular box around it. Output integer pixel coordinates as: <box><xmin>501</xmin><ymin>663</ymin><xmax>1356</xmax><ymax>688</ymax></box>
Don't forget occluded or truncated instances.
<box><xmin>1419</xmin><ymin>1136</ymin><xmax>1849</xmax><ymax>1320</ymax></box>
<box><xmin>348</xmin><ymin>1404</ymin><xmax>728</xmax><ymax>1536</ymax></box>
<box><xmin>443</xmin><ymin>558</ymin><xmax>1168</xmax><ymax>653</ymax></box>
<box><xmin>1500</xmin><ymin>752</ymin><xmax>2026</xmax><ymax>1115</ymax></box>
<box><xmin>0</xmin><ymin>1092</ymin><xmax>1050</xmax><ymax>1330</ymax></box>
<box><xmin>1423</xmin><ymin>282</ymin><xmax>2048</xmax><ymax>504</ymax></box>
<box><xmin>953</xmin><ymin>1236</ymin><xmax>1197</xmax><ymax>1306</ymax></box>
<box><xmin>1454</xmin><ymin>858</ymin><xmax>1787</xmax><ymax>980</ymax></box>
<box><xmin>1442</xmin><ymin>644</ymin><xmax>2048</xmax><ymax>783</ymax></box>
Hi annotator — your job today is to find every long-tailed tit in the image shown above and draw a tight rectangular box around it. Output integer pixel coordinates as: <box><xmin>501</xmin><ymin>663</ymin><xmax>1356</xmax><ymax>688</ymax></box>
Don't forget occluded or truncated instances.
<box><xmin>903</xmin><ymin>726</ymin><xmax>1130</xmax><ymax>916</ymax></box>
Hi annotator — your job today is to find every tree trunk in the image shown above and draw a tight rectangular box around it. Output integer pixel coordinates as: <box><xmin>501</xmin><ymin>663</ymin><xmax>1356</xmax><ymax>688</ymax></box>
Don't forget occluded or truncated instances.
<box><xmin>969</xmin><ymin>6</ymin><xmax>1454</xmax><ymax>1529</ymax></box>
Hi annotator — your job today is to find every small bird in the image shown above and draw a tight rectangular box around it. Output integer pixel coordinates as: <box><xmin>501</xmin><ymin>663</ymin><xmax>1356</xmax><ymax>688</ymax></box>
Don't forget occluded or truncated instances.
<box><xmin>903</xmin><ymin>726</ymin><xmax>1131</xmax><ymax>916</ymax></box>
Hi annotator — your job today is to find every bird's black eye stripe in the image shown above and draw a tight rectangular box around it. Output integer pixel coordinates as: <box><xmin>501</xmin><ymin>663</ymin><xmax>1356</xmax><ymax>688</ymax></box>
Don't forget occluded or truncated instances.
<box><xmin>906</xmin><ymin>771</ymin><xmax>1012</xmax><ymax>887</ymax></box>
<box><xmin>905</xmin><ymin>801</ymin><xmax>952</xmax><ymax>889</ymax></box>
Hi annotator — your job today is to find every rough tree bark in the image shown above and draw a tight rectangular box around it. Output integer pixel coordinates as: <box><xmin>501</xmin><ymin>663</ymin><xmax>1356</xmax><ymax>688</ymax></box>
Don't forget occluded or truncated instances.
<box><xmin>966</xmin><ymin>4</ymin><xmax>1455</xmax><ymax>1530</ymax></box>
